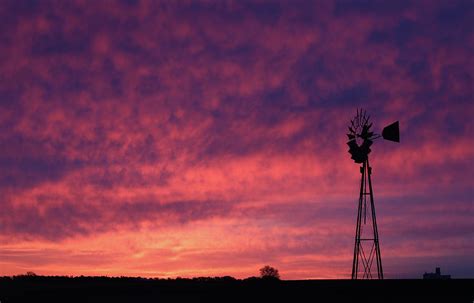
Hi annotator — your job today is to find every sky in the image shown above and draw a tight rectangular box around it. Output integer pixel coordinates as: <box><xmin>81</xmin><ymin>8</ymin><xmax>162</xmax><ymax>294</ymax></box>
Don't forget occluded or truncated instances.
<box><xmin>0</xmin><ymin>0</ymin><xmax>473</xmax><ymax>280</ymax></box>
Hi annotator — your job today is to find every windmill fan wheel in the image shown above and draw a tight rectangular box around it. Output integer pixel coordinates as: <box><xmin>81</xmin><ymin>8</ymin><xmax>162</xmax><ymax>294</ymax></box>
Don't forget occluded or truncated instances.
<box><xmin>347</xmin><ymin>109</ymin><xmax>374</xmax><ymax>164</ymax></box>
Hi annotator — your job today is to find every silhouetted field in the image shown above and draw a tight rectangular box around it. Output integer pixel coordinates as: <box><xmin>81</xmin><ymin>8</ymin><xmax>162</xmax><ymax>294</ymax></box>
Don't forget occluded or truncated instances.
<box><xmin>0</xmin><ymin>276</ymin><xmax>472</xmax><ymax>303</ymax></box>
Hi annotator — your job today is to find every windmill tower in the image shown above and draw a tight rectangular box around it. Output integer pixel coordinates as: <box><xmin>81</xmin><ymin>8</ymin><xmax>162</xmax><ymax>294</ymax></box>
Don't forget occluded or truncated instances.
<box><xmin>346</xmin><ymin>109</ymin><xmax>399</xmax><ymax>279</ymax></box>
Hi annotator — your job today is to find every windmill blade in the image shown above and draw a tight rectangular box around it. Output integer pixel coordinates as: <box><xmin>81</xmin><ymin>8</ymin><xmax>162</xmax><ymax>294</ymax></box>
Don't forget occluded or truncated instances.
<box><xmin>361</xmin><ymin>125</ymin><xmax>369</xmax><ymax>136</ymax></box>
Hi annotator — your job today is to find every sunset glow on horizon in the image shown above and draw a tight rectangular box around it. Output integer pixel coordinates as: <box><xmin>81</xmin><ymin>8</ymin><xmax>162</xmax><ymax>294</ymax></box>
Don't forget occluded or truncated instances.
<box><xmin>0</xmin><ymin>0</ymin><xmax>473</xmax><ymax>279</ymax></box>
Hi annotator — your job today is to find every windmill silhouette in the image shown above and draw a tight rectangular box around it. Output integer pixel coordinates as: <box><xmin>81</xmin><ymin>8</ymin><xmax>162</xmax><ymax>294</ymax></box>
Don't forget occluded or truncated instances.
<box><xmin>347</xmin><ymin>109</ymin><xmax>399</xmax><ymax>279</ymax></box>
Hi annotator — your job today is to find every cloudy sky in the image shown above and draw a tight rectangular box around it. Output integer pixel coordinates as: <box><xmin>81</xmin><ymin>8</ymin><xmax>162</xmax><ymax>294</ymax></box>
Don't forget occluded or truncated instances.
<box><xmin>0</xmin><ymin>0</ymin><xmax>473</xmax><ymax>279</ymax></box>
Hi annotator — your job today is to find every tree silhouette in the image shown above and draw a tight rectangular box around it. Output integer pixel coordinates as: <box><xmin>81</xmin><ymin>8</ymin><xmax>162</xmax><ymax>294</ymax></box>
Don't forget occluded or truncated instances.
<box><xmin>259</xmin><ymin>265</ymin><xmax>280</xmax><ymax>280</ymax></box>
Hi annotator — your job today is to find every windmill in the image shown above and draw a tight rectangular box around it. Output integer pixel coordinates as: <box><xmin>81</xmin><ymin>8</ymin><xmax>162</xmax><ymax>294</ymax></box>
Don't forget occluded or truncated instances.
<box><xmin>347</xmin><ymin>109</ymin><xmax>399</xmax><ymax>279</ymax></box>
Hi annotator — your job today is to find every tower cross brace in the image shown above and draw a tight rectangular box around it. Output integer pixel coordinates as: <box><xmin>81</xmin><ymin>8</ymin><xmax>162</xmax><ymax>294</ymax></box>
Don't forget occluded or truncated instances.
<box><xmin>351</xmin><ymin>158</ymin><xmax>383</xmax><ymax>279</ymax></box>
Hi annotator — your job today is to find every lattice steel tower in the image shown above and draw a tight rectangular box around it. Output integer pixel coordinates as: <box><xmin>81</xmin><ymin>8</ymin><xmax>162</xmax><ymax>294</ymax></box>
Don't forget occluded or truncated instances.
<box><xmin>346</xmin><ymin>109</ymin><xmax>399</xmax><ymax>279</ymax></box>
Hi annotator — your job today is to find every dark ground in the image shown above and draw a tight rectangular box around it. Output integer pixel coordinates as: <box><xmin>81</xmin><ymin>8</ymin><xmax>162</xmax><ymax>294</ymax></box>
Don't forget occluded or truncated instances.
<box><xmin>0</xmin><ymin>276</ymin><xmax>472</xmax><ymax>303</ymax></box>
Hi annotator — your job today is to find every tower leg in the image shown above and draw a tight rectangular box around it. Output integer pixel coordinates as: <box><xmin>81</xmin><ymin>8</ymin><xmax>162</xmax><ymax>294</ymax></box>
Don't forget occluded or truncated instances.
<box><xmin>351</xmin><ymin>161</ymin><xmax>365</xmax><ymax>279</ymax></box>
<box><xmin>367</xmin><ymin>158</ymin><xmax>383</xmax><ymax>279</ymax></box>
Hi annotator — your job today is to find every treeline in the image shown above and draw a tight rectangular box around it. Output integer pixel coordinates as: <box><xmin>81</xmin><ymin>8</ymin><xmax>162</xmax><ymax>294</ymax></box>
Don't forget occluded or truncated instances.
<box><xmin>0</xmin><ymin>274</ymin><xmax>276</xmax><ymax>283</ymax></box>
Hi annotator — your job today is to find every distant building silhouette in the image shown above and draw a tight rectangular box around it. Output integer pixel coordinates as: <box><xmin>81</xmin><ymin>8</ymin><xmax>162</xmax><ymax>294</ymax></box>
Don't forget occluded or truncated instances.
<box><xmin>423</xmin><ymin>267</ymin><xmax>451</xmax><ymax>280</ymax></box>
